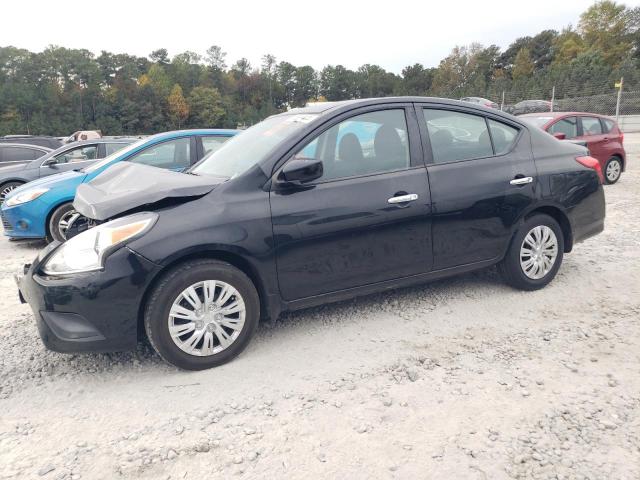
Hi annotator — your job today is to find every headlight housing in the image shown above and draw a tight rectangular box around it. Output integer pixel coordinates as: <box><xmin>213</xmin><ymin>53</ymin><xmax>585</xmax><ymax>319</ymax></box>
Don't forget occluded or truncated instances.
<box><xmin>42</xmin><ymin>212</ymin><xmax>158</xmax><ymax>275</ymax></box>
<box><xmin>5</xmin><ymin>188</ymin><xmax>49</xmax><ymax>207</ymax></box>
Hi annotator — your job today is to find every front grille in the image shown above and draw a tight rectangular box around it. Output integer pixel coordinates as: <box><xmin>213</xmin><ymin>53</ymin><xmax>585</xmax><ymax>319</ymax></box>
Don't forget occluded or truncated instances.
<box><xmin>1</xmin><ymin>211</ymin><xmax>13</xmax><ymax>231</ymax></box>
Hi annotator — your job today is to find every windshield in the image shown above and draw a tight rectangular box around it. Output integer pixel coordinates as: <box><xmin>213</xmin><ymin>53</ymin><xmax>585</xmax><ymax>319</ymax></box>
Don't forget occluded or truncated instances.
<box><xmin>82</xmin><ymin>137</ymin><xmax>149</xmax><ymax>173</ymax></box>
<box><xmin>191</xmin><ymin>113</ymin><xmax>318</xmax><ymax>178</ymax></box>
<box><xmin>521</xmin><ymin>116</ymin><xmax>553</xmax><ymax>128</ymax></box>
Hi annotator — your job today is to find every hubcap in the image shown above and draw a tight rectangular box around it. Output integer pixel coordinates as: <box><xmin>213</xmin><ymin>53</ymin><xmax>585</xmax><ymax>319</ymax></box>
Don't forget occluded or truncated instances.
<box><xmin>520</xmin><ymin>225</ymin><xmax>558</xmax><ymax>280</ymax></box>
<box><xmin>606</xmin><ymin>160</ymin><xmax>621</xmax><ymax>182</ymax></box>
<box><xmin>168</xmin><ymin>280</ymin><xmax>246</xmax><ymax>357</ymax></box>
<box><xmin>57</xmin><ymin>210</ymin><xmax>86</xmax><ymax>240</ymax></box>
<box><xmin>0</xmin><ymin>185</ymin><xmax>17</xmax><ymax>203</ymax></box>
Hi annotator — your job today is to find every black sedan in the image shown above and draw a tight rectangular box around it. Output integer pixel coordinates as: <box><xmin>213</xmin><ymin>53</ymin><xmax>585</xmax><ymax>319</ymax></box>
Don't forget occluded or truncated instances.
<box><xmin>17</xmin><ymin>97</ymin><xmax>605</xmax><ymax>370</ymax></box>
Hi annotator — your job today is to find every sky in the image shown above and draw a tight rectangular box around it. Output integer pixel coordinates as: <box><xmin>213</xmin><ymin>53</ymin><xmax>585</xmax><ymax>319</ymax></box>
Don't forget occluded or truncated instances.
<box><xmin>2</xmin><ymin>0</ymin><xmax>639</xmax><ymax>73</ymax></box>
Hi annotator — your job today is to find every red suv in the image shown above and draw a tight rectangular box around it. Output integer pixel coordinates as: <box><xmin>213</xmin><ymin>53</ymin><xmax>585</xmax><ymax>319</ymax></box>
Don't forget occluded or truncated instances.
<box><xmin>521</xmin><ymin>112</ymin><xmax>626</xmax><ymax>184</ymax></box>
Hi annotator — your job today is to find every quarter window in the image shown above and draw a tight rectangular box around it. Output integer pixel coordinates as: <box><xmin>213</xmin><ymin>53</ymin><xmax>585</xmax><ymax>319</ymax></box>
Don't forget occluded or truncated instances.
<box><xmin>128</xmin><ymin>137</ymin><xmax>191</xmax><ymax>170</ymax></box>
<box><xmin>423</xmin><ymin>109</ymin><xmax>493</xmax><ymax>163</ymax></box>
<box><xmin>292</xmin><ymin>109</ymin><xmax>410</xmax><ymax>181</ymax></box>
<box><xmin>548</xmin><ymin>117</ymin><xmax>578</xmax><ymax>139</ymax></box>
<box><xmin>581</xmin><ymin>117</ymin><xmax>603</xmax><ymax>136</ymax></box>
<box><xmin>487</xmin><ymin>119</ymin><xmax>519</xmax><ymax>155</ymax></box>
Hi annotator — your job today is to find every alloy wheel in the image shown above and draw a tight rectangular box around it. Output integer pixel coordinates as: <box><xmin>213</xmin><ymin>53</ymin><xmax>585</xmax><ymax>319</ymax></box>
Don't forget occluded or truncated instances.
<box><xmin>168</xmin><ymin>280</ymin><xmax>246</xmax><ymax>357</ymax></box>
<box><xmin>0</xmin><ymin>185</ymin><xmax>18</xmax><ymax>203</ymax></box>
<box><xmin>606</xmin><ymin>159</ymin><xmax>621</xmax><ymax>183</ymax></box>
<box><xmin>519</xmin><ymin>225</ymin><xmax>558</xmax><ymax>280</ymax></box>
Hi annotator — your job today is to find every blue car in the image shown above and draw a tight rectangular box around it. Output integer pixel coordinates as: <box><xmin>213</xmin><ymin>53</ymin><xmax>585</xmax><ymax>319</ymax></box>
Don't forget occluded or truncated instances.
<box><xmin>1</xmin><ymin>129</ymin><xmax>237</xmax><ymax>242</ymax></box>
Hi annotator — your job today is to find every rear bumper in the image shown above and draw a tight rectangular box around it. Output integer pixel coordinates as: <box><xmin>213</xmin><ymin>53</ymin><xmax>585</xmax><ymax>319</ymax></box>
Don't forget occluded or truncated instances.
<box><xmin>569</xmin><ymin>182</ymin><xmax>606</xmax><ymax>246</ymax></box>
<box><xmin>16</xmin><ymin>244</ymin><xmax>161</xmax><ymax>353</ymax></box>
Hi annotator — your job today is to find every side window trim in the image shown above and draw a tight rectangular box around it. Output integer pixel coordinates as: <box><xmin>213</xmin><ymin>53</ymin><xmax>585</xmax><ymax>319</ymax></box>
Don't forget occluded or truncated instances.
<box><xmin>271</xmin><ymin>103</ymin><xmax>422</xmax><ymax>185</ymax></box>
<box><xmin>415</xmin><ymin>103</ymin><xmax>522</xmax><ymax>166</ymax></box>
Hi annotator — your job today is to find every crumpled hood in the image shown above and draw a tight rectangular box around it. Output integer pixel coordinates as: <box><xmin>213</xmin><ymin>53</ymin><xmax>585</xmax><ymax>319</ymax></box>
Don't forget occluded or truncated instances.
<box><xmin>74</xmin><ymin>162</ymin><xmax>224</xmax><ymax>221</ymax></box>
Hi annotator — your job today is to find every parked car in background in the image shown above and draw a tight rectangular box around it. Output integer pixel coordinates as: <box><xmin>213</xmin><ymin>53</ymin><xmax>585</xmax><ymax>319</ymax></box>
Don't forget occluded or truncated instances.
<box><xmin>0</xmin><ymin>139</ymin><xmax>135</xmax><ymax>203</ymax></box>
<box><xmin>0</xmin><ymin>144</ymin><xmax>52</xmax><ymax>168</ymax></box>
<box><xmin>510</xmin><ymin>100</ymin><xmax>555</xmax><ymax>116</ymax></box>
<box><xmin>0</xmin><ymin>135</ymin><xmax>63</xmax><ymax>149</ymax></box>
<box><xmin>15</xmin><ymin>97</ymin><xmax>605</xmax><ymax>370</ymax></box>
<box><xmin>64</xmin><ymin>130</ymin><xmax>102</xmax><ymax>144</ymax></box>
<box><xmin>521</xmin><ymin>112</ymin><xmax>626</xmax><ymax>184</ymax></box>
<box><xmin>460</xmin><ymin>96</ymin><xmax>499</xmax><ymax>109</ymax></box>
<box><xmin>1</xmin><ymin>129</ymin><xmax>237</xmax><ymax>242</ymax></box>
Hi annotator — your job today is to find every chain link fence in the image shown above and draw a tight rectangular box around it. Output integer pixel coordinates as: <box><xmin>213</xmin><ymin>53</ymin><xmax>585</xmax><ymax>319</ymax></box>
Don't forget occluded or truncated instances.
<box><xmin>474</xmin><ymin>81</ymin><xmax>640</xmax><ymax>132</ymax></box>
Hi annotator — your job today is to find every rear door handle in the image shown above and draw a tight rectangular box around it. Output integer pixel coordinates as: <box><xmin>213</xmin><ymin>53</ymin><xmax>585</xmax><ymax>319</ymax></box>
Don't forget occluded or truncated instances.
<box><xmin>510</xmin><ymin>176</ymin><xmax>533</xmax><ymax>186</ymax></box>
<box><xmin>388</xmin><ymin>193</ymin><xmax>418</xmax><ymax>204</ymax></box>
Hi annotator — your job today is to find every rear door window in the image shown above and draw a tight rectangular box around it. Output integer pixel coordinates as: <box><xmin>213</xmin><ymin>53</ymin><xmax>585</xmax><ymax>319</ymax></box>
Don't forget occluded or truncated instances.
<box><xmin>423</xmin><ymin>109</ymin><xmax>493</xmax><ymax>163</ymax></box>
<box><xmin>601</xmin><ymin>119</ymin><xmax>615</xmax><ymax>133</ymax></box>
<box><xmin>202</xmin><ymin>136</ymin><xmax>230</xmax><ymax>155</ymax></box>
<box><xmin>581</xmin><ymin>117</ymin><xmax>603</xmax><ymax>136</ymax></box>
<box><xmin>105</xmin><ymin>143</ymin><xmax>129</xmax><ymax>156</ymax></box>
<box><xmin>3</xmin><ymin>147</ymin><xmax>41</xmax><ymax>162</ymax></box>
<box><xmin>128</xmin><ymin>137</ymin><xmax>191</xmax><ymax>170</ymax></box>
<box><xmin>548</xmin><ymin>117</ymin><xmax>578</xmax><ymax>139</ymax></box>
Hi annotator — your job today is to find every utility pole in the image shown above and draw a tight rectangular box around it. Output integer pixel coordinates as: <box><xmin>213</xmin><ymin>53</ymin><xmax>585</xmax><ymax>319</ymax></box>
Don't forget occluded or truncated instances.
<box><xmin>501</xmin><ymin>91</ymin><xmax>505</xmax><ymax>111</ymax></box>
<box><xmin>615</xmin><ymin>77</ymin><xmax>624</xmax><ymax>122</ymax></box>
<box><xmin>550</xmin><ymin>86</ymin><xmax>555</xmax><ymax>112</ymax></box>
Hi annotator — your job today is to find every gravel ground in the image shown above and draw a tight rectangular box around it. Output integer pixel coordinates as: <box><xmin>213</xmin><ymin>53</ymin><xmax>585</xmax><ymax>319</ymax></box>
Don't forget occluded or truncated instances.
<box><xmin>1</xmin><ymin>136</ymin><xmax>639</xmax><ymax>480</ymax></box>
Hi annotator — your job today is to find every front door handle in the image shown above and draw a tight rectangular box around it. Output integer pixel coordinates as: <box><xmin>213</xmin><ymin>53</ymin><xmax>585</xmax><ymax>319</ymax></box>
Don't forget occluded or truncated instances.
<box><xmin>388</xmin><ymin>193</ymin><xmax>418</xmax><ymax>204</ymax></box>
<box><xmin>510</xmin><ymin>176</ymin><xmax>533</xmax><ymax>186</ymax></box>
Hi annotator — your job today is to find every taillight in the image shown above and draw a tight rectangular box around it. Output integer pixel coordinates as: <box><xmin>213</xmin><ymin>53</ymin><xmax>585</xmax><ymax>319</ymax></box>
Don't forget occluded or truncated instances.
<box><xmin>576</xmin><ymin>156</ymin><xmax>604</xmax><ymax>184</ymax></box>
<box><xmin>620</xmin><ymin>131</ymin><xmax>624</xmax><ymax>144</ymax></box>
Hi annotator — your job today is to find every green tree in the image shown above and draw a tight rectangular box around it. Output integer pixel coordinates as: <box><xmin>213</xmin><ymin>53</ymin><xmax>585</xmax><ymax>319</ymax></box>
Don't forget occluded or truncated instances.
<box><xmin>579</xmin><ymin>1</ymin><xmax>638</xmax><ymax>66</ymax></box>
<box><xmin>188</xmin><ymin>86</ymin><xmax>224</xmax><ymax>127</ymax></box>
<box><xmin>512</xmin><ymin>47</ymin><xmax>535</xmax><ymax>80</ymax></box>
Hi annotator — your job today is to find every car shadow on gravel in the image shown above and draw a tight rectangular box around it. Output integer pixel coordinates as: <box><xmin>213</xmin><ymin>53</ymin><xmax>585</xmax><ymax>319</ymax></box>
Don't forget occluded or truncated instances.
<box><xmin>1</xmin><ymin>266</ymin><xmax>508</xmax><ymax>398</ymax></box>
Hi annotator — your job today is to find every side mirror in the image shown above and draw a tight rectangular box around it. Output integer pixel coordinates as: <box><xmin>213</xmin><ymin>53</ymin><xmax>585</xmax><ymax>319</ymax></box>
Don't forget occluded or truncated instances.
<box><xmin>278</xmin><ymin>159</ymin><xmax>323</xmax><ymax>186</ymax></box>
<box><xmin>552</xmin><ymin>132</ymin><xmax>566</xmax><ymax>140</ymax></box>
<box><xmin>42</xmin><ymin>159</ymin><xmax>58</xmax><ymax>168</ymax></box>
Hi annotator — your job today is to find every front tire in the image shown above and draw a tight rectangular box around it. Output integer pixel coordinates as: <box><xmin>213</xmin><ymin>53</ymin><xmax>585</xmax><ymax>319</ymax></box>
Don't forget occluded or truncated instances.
<box><xmin>604</xmin><ymin>157</ymin><xmax>622</xmax><ymax>184</ymax></box>
<box><xmin>144</xmin><ymin>259</ymin><xmax>260</xmax><ymax>370</ymax></box>
<box><xmin>499</xmin><ymin>214</ymin><xmax>564</xmax><ymax>291</ymax></box>
<box><xmin>48</xmin><ymin>203</ymin><xmax>86</xmax><ymax>243</ymax></box>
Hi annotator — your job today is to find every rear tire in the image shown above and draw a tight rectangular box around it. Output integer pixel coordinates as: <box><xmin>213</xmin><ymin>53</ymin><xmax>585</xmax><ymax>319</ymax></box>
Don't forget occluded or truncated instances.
<box><xmin>604</xmin><ymin>156</ymin><xmax>622</xmax><ymax>184</ymax></box>
<box><xmin>144</xmin><ymin>259</ymin><xmax>260</xmax><ymax>370</ymax></box>
<box><xmin>0</xmin><ymin>181</ymin><xmax>23</xmax><ymax>204</ymax></box>
<box><xmin>499</xmin><ymin>214</ymin><xmax>564</xmax><ymax>291</ymax></box>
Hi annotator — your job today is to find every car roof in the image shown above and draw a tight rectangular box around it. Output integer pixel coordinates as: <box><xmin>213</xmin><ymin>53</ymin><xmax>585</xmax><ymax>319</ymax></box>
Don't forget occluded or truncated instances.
<box><xmin>0</xmin><ymin>143</ymin><xmax>52</xmax><ymax>151</ymax></box>
<box><xmin>148</xmin><ymin>129</ymin><xmax>239</xmax><ymax>142</ymax></box>
<box><xmin>285</xmin><ymin>97</ymin><xmax>517</xmax><ymax>123</ymax></box>
<box><xmin>520</xmin><ymin>111</ymin><xmax>614</xmax><ymax>120</ymax></box>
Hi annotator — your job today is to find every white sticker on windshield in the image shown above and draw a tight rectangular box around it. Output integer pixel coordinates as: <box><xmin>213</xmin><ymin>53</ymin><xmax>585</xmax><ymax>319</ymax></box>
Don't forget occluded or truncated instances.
<box><xmin>285</xmin><ymin>114</ymin><xmax>316</xmax><ymax>124</ymax></box>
